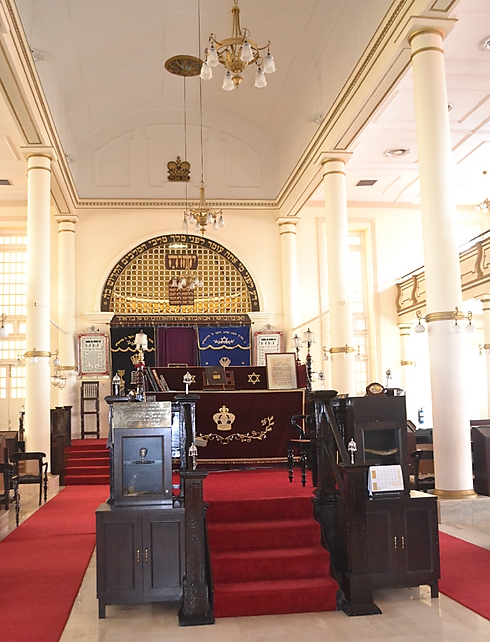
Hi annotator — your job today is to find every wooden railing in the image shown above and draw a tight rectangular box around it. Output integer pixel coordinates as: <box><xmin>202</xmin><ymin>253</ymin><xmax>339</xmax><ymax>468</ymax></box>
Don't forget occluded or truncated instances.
<box><xmin>309</xmin><ymin>391</ymin><xmax>381</xmax><ymax>616</ymax></box>
<box><xmin>396</xmin><ymin>228</ymin><xmax>490</xmax><ymax>318</ymax></box>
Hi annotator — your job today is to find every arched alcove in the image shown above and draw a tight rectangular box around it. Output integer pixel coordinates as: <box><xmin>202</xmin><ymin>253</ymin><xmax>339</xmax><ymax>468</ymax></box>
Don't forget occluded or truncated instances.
<box><xmin>101</xmin><ymin>233</ymin><xmax>260</xmax><ymax>314</ymax></box>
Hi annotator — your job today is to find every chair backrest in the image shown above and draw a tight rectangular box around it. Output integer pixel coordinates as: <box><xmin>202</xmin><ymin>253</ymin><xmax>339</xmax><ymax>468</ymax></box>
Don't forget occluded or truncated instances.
<box><xmin>11</xmin><ymin>451</ymin><xmax>46</xmax><ymax>479</ymax></box>
<box><xmin>0</xmin><ymin>463</ymin><xmax>13</xmax><ymax>497</ymax></box>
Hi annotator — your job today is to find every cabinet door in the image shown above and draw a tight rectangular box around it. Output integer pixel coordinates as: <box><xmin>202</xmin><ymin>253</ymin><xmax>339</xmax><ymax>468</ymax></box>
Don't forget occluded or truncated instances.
<box><xmin>142</xmin><ymin>511</ymin><xmax>184</xmax><ymax>600</ymax></box>
<box><xmin>399</xmin><ymin>498</ymin><xmax>439</xmax><ymax>585</ymax></box>
<box><xmin>97</xmin><ymin>513</ymin><xmax>143</xmax><ymax>601</ymax></box>
<box><xmin>365</xmin><ymin>501</ymin><xmax>399</xmax><ymax>585</ymax></box>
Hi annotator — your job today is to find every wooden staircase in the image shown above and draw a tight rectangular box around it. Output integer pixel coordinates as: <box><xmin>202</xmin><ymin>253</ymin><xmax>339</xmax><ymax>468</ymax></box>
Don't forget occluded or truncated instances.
<box><xmin>63</xmin><ymin>439</ymin><xmax>109</xmax><ymax>485</ymax></box>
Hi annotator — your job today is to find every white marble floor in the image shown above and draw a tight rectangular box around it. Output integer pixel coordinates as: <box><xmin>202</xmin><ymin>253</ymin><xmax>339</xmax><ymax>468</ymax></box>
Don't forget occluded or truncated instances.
<box><xmin>6</xmin><ymin>486</ymin><xmax>490</xmax><ymax>642</ymax></box>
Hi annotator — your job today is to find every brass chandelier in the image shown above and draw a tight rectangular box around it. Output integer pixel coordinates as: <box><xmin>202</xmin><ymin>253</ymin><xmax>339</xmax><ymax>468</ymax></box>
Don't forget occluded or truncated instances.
<box><xmin>200</xmin><ymin>0</ymin><xmax>276</xmax><ymax>90</ymax></box>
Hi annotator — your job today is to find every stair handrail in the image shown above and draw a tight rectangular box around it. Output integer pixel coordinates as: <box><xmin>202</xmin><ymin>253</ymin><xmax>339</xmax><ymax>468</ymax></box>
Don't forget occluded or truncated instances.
<box><xmin>309</xmin><ymin>390</ymin><xmax>381</xmax><ymax>616</ymax></box>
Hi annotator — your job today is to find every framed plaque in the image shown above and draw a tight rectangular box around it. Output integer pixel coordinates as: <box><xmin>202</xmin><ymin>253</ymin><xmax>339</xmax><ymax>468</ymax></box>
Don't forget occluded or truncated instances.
<box><xmin>254</xmin><ymin>330</ymin><xmax>283</xmax><ymax>366</ymax></box>
<box><xmin>78</xmin><ymin>333</ymin><xmax>110</xmax><ymax>376</ymax></box>
<box><xmin>266</xmin><ymin>352</ymin><xmax>298</xmax><ymax>390</ymax></box>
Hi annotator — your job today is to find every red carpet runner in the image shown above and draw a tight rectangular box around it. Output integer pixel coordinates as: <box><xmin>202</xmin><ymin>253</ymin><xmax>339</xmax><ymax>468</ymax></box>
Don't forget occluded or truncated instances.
<box><xmin>0</xmin><ymin>485</ymin><xmax>109</xmax><ymax>642</ymax></box>
<box><xmin>439</xmin><ymin>531</ymin><xmax>490</xmax><ymax>620</ymax></box>
<box><xmin>64</xmin><ymin>439</ymin><xmax>109</xmax><ymax>485</ymax></box>
<box><xmin>204</xmin><ymin>469</ymin><xmax>338</xmax><ymax>618</ymax></box>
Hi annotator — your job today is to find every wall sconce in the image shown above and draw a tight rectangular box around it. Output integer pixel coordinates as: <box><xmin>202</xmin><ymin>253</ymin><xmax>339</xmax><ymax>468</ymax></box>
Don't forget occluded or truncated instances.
<box><xmin>414</xmin><ymin>307</ymin><xmax>474</xmax><ymax>334</ymax></box>
<box><xmin>24</xmin><ymin>348</ymin><xmax>53</xmax><ymax>364</ymax></box>
<box><xmin>0</xmin><ymin>313</ymin><xmax>9</xmax><ymax>338</ymax></box>
<box><xmin>324</xmin><ymin>344</ymin><xmax>356</xmax><ymax>358</ymax></box>
<box><xmin>322</xmin><ymin>346</ymin><xmax>329</xmax><ymax>361</ymax></box>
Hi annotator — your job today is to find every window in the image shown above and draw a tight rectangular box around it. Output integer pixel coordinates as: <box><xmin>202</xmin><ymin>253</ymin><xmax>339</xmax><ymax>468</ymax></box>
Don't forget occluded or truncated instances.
<box><xmin>349</xmin><ymin>232</ymin><xmax>370</xmax><ymax>394</ymax></box>
<box><xmin>0</xmin><ymin>235</ymin><xmax>27</xmax><ymax>399</ymax></box>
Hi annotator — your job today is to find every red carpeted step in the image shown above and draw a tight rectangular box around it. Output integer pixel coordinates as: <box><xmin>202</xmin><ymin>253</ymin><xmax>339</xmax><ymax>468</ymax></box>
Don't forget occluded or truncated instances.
<box><xmin>206</xmin><ymin>488</ymin><xmax>338</xmax><ymax>618</ymax></box>
<box><xmin>213</xmin><ymin>577</ymin><xmax>338</xmax><ymax>618</ymax></box>
<box><xmin>64</xmin><ymin>439</ymin><xmax>110</xmax><ymax>486</ymax></box>
<box><xmin>64</xmin><ymin>474</ymin><xmax>110</xmax><ymax>485</ymax></box>
<box><xmin>207</xmin><ymin>495</ymin><xmax>313</xmax><ymax>523</ymax></box>
<box><xmin>208</xmin><ymin>518</ymin><xmax>320</xmax><ymax>551</ymax></box>
<box><xmin>212</xmin><ymin>545</ymin><xmax>329</xmax><ymax>583</ymax></box>
<box><xmin>66</xmin><ymin>457</ymin><xmax>108</xmax><ymax>465</ymax></box>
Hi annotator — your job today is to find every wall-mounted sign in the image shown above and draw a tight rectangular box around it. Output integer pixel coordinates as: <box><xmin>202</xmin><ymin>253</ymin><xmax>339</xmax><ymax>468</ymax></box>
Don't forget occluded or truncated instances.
<box><xmin>168</xmin><ymin>284</ymin><xmax>195</xmax><ymax>306</ymax></box>
<box><xmin>254</xmin><ymin>330</ymin><xmax>283</xmax><ymax>366</ymax></box>
<box><xmin>78</xmin><ymin>333</ymin><xmax>110</xmax><ymax>376</ymax></box>
<box><xmin>165</xmin><ymin>254</ymin><xmax>198</xmax><ymax>270</ymax></box>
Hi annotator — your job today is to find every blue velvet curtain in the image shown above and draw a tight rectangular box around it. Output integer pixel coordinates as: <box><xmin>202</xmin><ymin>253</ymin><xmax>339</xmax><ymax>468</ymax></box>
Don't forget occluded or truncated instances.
<box><xmin>197</xmin><ymin>326</ymin><xmax>251</xmax><ymax>366</ymax></box>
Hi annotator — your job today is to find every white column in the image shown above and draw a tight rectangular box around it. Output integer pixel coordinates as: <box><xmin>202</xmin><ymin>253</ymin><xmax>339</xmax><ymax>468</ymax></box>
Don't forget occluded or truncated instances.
<box><xmin>321</xmin><ymin>155</ymin><xmax>356</xmax><ymax>396</ymax></box>
<box><xmin>480</xmin><ymin>296</ymin><xmax>490</xmax><ymax>417</ymax></box>
<box><xmin>277</xmin><ymin>217</ymin><xmax>300</xmax><ymax>346</ymax></box>
<box><xmin>24</xmin><ymin>152</ymin><xmax>52</xmax><ymax>461</ymax></box>
<box><xmin>410</xmin><ymin>28</ymin><xmax>474</xmax><ymax>497</ymax></box>
<box><xmin>56</xmin><ymin>216</ymin><xmax>78</xmax><ymax>418</ymax></box>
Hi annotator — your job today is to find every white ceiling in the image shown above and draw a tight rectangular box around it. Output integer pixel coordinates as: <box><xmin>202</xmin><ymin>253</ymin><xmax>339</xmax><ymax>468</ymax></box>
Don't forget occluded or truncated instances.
<box><xmin>0</xmin><ymin>0</ymin><xmax>489</xmax><ymax>209</ymax></box>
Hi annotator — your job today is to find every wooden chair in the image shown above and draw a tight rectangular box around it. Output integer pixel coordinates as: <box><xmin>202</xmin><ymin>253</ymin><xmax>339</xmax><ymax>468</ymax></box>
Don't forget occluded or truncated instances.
<box><xmin>288</xmin><ymin>414</ymin><xmax>316</xmax><ymax>487</ymax></box>
<box><xmin>0</xmin><ymin>463</ymin><xmax>20</xmax><ymax>525</ymax></box>
<box><xmin>10</xmin><ymin>451</ymin><xmax>48</xmax><ymax>505</ymax></box>
<box><xmin>410</xmin><ymin>449</ymin><xmax>435</xmax><ymax>491</ymax></box>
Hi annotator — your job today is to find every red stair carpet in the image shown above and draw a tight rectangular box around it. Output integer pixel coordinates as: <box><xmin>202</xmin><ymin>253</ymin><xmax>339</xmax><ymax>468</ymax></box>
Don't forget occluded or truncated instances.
<box><xmin>0</xmin><ymin>484</ymin><xmax>109</xmax><ymax>642</ymax></box>
<box><xmin>439</xmin><ymin>531</ymin><xmax>490</xmax><ymax>620</ymax></box>
<box><xmin>64</xmin><ymin>438</ymin><xmax>109</xmax><ymax>485</ymax></box>
<box><xmin>204</xmin><ymin>468</ymin><xmax>338</xmax><ymax>618</ymax></box>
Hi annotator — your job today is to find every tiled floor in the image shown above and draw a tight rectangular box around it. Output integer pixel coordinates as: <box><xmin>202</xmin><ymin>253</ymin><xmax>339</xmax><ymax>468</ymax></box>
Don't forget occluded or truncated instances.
<box><xmin>6</xmin><ymin>485</ymin><xmax>490</xmax><ymax>642</ymax></box>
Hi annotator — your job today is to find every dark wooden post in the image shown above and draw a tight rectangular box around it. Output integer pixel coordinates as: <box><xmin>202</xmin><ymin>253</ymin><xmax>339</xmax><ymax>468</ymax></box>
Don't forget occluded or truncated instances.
<box><xmin>309</xmin><ymin>390</ymin><xmax>381</xmax><ymax>616</ymax></box>
<box><xmin>338</xmin><ymin>464</ymin><xmax>380</xmax><ymax>616</ymax></box>
<box><xmin>178</xmin><ymin>470</ymin><xmax>215</xmax><ymax>626</ymax></box>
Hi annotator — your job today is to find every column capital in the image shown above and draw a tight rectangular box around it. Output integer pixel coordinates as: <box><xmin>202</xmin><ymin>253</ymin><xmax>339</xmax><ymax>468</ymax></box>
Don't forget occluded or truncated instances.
<box><xmin>276</xmin><ymin>216</ymin><xmax>300</xmax><ymax>229</ymax></box>
<box><xmin>55</xmin><ymin>214</ymin><xmax>78</xmax><ymax>225</ymax></box>
<box><xmin>479</xmin><ymin>295</ymin><xmax>490</xmax><ymax>308</ymax></box>
<box><xmin>397</xmin><ymin>16</ymin><xmax>457</xmax><ymax>49</ymax></box>
<box><xmin>21</xmin><ymin>146</ymin><xmax>58</xmax><ymax>163</ymax></box>
<box><xmin>248</xmin><ymin>311</ymin><xmax>274</xmax><ymax>326</ymax></box>
<box><xmin>315</xmin><ymin>151</ymin><xmax>353</xmax><ymax>167</ymax></box>
<box><xmin>85</xmin><ymin>312</ymin><xmax>114</xmax><ymax>326</ymax></box>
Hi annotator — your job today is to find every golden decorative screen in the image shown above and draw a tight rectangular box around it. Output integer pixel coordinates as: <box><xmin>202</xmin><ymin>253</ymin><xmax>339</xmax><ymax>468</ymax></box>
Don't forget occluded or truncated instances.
<box><xmin>102</xmin><ymin>234</ymin><xmax>259</xmax><ymax>314</ymax></box>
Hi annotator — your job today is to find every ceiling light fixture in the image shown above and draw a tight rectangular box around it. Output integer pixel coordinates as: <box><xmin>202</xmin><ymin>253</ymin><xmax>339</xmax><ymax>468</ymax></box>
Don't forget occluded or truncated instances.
<box><xmin>200</xmin><ymin>0</ymin><xmax>276</xmax><ymax>90</ymax></box>
<box><xmin>165</xmin><ymin>3</ymin><xmax>225</xmax><ymax>236</ymax></box>
<box><xmin>384</xmin><ymin>148</ymin><xmax>410</xmax><ymax>157</ymax></box>
<box><xmin>481</xmin><ymin>36</ymin><xmax>490</xmax><ymax>50</ymax></box>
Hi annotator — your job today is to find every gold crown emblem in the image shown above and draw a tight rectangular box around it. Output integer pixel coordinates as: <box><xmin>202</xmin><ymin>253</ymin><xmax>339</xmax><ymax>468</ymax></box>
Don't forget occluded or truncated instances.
<box><xmin>167</xmin><ymin>156</ymin><xmax>190</xmax><ymax>182</ymax></box>
<box><xmin>213</xmin><ymin>405</ymin><xmax>235</xmax><ymax>431</ymax></box>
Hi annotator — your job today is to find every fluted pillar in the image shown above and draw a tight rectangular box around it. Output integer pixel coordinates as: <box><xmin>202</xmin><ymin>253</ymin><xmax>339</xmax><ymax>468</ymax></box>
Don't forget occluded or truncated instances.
<box><xmin>24</xmin><ymin>151</ymin><xmax>53</xmax><ymax>461</ymax></box>
<box><xmin>480</xmin><ymin>296</ymin><xmax>490</xmax><ymax>417</ymax></box>
<box><xmin>277</xmin><ymin>217</ymin><xmax>300</xmax><ymax>346</ymax></box>
<box><xmin>321</xmin><ymin>155</ymin><xmax>356</xmax><ymax>396</ymax></box>
<box><xmin>410</xmin><ymin>28</ymin><xmax>474</xmax><ymax>497</ymax></box>
<box><xmin>56</xmin><ymin>216</ymin><xmax>78</xmax><ymax>413</ymax></box>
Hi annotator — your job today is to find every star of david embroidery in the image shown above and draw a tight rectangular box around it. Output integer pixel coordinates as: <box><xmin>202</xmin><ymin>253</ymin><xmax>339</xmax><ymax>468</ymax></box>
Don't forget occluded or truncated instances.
<box><xmin>248</xmin><ymin>372</ymin><xmax>261</xmax><ymax>385</ymax></box>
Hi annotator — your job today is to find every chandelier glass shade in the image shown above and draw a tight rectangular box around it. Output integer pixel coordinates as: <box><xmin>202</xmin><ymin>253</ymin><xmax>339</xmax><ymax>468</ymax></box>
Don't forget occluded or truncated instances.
<box><xmin>200</xmin><ymin>0</ymin><xmax>276</xmax><ymax>90</ymax></box>
<box><xmin>475</xmin><ymin>197</ymin><xmax>490</xmax><ymax>212</ymax></box>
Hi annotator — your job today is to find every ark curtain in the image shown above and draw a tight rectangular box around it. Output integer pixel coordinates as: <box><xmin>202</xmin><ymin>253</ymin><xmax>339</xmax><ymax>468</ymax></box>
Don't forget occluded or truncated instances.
<box><xmin>197</xmin><ymin>326</ymin><xmax>251</xmax><ymax>366</ymax></box>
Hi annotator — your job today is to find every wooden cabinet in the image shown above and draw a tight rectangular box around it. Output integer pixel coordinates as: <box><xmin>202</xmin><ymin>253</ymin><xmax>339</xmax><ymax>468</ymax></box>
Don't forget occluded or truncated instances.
<box><xmin>96</xmin><ymin>503</ymin><xmax>185</xmax><ymax>617</ymax></box>
<box><xmin>365</xmin><ymin>494</ymin><xmax>439</xmax><ymax>597</ymax></box>
<box><xmin>339</xmin><ymin>395</ymin><xmax>410</xmax><ymax>490</ymax></box>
